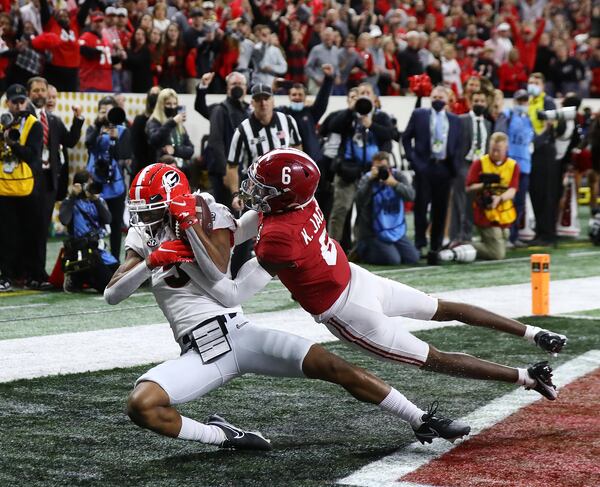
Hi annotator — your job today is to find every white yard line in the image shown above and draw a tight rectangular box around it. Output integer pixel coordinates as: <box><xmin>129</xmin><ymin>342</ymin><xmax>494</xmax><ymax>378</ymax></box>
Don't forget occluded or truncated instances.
<box><xmin>338</xmin><ymin>350</ymin><xmax>600</xmax><ymax>487</ymax></box>
<box><xmin>1</xmin><ymin>276</ymin><xmax>599</xmax><ymax>383</ymax></box>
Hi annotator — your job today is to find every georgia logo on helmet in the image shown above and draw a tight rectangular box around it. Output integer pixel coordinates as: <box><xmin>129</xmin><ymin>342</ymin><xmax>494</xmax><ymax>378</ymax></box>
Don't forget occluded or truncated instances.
<box><xmin>128</xmin><ymin>163</ymin><xmax>191</xmax><ymax>243</ymax></box>
<box><xmin>240</xmin><ymin>148</ymin><xmax>320</xmax><ymax>213</ymax></box>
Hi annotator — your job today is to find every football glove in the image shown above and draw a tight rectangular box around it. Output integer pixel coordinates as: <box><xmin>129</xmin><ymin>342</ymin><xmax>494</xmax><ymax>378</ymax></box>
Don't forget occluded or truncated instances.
<box><xmin>169</xmin><ymin>194</ymin><xmax>199</xmax><ymax>231</ymax></box>
<box><xmin>147</xmin><ymin>240</ymin><xmax>194</xmax><ymax>269</ymax></box>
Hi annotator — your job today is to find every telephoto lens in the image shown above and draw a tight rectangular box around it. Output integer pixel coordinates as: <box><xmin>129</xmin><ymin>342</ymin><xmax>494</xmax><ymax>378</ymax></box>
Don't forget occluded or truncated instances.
<box><xmin>377</xmin><ymin>166</ymin><xmax>389</xmax><ymax>181</ymax></box>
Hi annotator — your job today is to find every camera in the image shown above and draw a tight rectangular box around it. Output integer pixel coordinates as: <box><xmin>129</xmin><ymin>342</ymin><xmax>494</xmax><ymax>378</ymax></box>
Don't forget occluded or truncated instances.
<box><xmin>106</xmin><ymin>106</ymin><xmax>126</xmax><ymax>128</ymax></box>
<box><xmin>354</xmin><ymin>97</ymin><xmax>373</xmax><ymax>116</ymax></box>
<box><xmin>0</xmin><ymin>112</ymin><xmax>21</xmax><ymax>144</ymax></box>
<box><xmin>377</xmin><ymin>166</ymin><xmax>389</xmax><ymax>181</ymax></box>
<box><xmin>83</xmin><ymin>181</ymin><xmax>103</xmax><ymax>196</ymax></box>
<box><xmin>94</xmin><ymin>157</ymin><xmax>114</xmax><ymax>183</ymax></box>
<box><xmin>537</xmin><ymin>106</ymin><xmax>577</xmax><ymax>122</ymax></box>
<box><xmin>478</xmin><ymin>173</ymin><xmax>501</xmax><ymax>208</ymax></box>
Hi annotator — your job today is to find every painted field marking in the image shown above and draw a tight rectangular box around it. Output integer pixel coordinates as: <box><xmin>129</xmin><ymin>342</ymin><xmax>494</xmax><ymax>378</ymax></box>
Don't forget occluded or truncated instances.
<box><xmin>338</xmin><ymin>350</ymin><xmax>600</xmax><ymax>487</ymax></box>
<box><xmin>0</xmin><ymin>303</ymin><xmax>48</xmax><ymax>311</ymax></box>
<box><xmin>558</xmin><ymin>314</ymin><xmax>600</xmax><ymax>321</ymax></box>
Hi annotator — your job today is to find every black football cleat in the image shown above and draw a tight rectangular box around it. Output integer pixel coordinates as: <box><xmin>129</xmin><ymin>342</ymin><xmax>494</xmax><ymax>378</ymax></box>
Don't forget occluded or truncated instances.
<box><xmin>526</xmin><ymin>361</ymin><xmax>558</xmax><ymax>400</ymax></box>
<box><xmin>207</xmin><ymin>414</ymin><xmax>273</xmax><ymax>451</ymax></box>
<box><xmin>412</xmin><ymin>402</ymin><xmax>471</xmax><ymax>445</ymax></box>
<box><xmin>534</xmin><ymin>330</ymin><xmax>567</xmax><ymax>355</ymax></box>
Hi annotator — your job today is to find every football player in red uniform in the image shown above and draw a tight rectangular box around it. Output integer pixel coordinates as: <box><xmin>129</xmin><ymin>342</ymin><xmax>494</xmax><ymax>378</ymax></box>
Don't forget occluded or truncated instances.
<box><xmin>211</xmin><ymin>148</ymin><xmax>568</xmax><ymax>402</ymax></box>
<box><xmin>105</xmin><ymin>163</ymin><xmax>470</xmax><ymax>449</ymax></box>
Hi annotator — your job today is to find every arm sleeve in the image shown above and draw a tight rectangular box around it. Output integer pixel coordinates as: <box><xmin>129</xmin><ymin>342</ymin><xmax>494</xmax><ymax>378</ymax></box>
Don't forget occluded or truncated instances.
<box><xmin>234</xmin><ymin>210</ymin><xmax>259</xmax><ymax>245</ymax></box>
<box><xmin>104</xmin><ymin>261</ymin><xmax>152</xmax><ymax>305</ymax></box>
<box><xmin>310</xmin><ymin>75</ymin><xmax>333</xmax><ymax>122</ymax></box>
<box><xmin>208</xmin><ymin>105</ymin><xmax>227</xmax><ymax>175</ymax></box>
<box><xmin>146</xmin><ymin>118</ymin><xmax>178</xmax><ymax>148</ymax></box>
<box><xmin>194</xmin><ymin>86</ymin><xmax>210</xmax><ymax>120</ymax></box>
<box><xmin>393</xmin><ymin>172</ymin><xmax>416</xmax><ymax>201</ymax></box>
<box><xmin>58</xmin><ymin>197</ymin><xmax>76</xmax><ymax>226</ymax></box>
<box><xmin>62</xmin><ymin>116</ymin><xmax>84</xmax><ymax>148</ymax></box>
<box><xmin>204</xmin><ymin>257</ymin><xmax>273</xmax><ymax>307</ymax></box>
<box><xmin>94</xmin><ymin>198</ymin><xmax>112</xmax><ymax>225</ymax></box>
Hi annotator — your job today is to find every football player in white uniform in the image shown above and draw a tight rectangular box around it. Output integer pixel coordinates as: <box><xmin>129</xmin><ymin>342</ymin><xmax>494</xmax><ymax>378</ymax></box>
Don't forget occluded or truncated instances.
<box><xmin>104</xmin><ymin>163</ymin><xmax>470</xmax><ymax>450</ymax></box>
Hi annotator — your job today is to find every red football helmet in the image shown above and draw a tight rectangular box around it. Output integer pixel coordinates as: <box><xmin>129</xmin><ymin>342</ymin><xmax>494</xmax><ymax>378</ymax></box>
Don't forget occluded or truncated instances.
<box><xmin>241</xmin><ymin>148</ymin><xmax>320</xmax><ymax>213</ymax></box>
<box><xmin>128</xmin><ymin>163</ymin><xmax>190</xmax><ymax>237</ymax></box>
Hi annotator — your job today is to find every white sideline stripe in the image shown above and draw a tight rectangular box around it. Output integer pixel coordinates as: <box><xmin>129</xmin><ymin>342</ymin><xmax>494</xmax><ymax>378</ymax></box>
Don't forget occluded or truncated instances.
<box><xmin>1</xmin><ymin>276</ymin><xmax>600</xmax><ymax>383</ymax></box>
<box><xmin>0</xmin><ymin>303</ymin><xmax>47</xmax><ymax>310</ymax></box>
<box><xmin>559</xmin><ymin>314</ymin><xmax>600</xmax><ymax>320</ymax></box>
<box><xmin>338</xmin><ymin>350</ymin><xmax>600</xmax><ymax>487</ymax></box>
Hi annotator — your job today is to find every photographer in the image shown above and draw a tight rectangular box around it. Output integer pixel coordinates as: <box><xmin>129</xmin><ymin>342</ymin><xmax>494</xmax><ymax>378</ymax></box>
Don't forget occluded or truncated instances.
<box><xmin>354</xmin><ymin>151</ymin><xmax>419</xmax><ymax>265</ymax></box>
<box><xmin>465</xmin><ymin>132</ymin><xmax>520</xmax><ymax>261</ymax></box>
<box><xmin>327</xmin><ymin>82</ymin><xmax>395</xmax><ymax>248</ymax></box>
<box><xmin>59</xmin><ymin>170</ymin><xmax>118</xmax><ymax>293</ymax></box>
<box><xmin>0</xmin><ymin>83</ymin><xmax>44</xmax><ymax>292</ymax></box>
<box><xmin>85</xmin><ymin>96</ymin><xmax>131</xmax><ymax>261</ymax></box>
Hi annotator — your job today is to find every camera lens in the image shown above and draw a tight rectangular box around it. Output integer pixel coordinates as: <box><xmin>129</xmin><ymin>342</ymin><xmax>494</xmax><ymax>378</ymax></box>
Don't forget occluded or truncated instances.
<box><xmin>355</xmin><ymin>97</ymin><xmax>373</xmax><ymax>116</ymax></box>
<box><xmin>377</xmin><ymin>166</ymin><xmax>389</xmax><ymax>180</ymax></box>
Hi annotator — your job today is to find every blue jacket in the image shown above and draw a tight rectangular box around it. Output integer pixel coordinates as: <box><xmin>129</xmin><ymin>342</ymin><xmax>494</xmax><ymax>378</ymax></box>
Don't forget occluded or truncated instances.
<box><xmin>402</xmin><ymin>108</ymin><xmax>462</xmax><ymax>176</ymax></box>
<box><xmin>496</xmin><ymin>108</ymin><xmax>535</xmax><ymax>174</ymax></box>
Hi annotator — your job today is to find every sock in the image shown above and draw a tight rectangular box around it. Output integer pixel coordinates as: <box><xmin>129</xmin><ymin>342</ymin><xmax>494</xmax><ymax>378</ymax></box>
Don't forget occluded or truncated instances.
<box><xmin>524</xmin><ymin>325</ymin><xmax>543</xmax><ymax>343</ymax></box>
<box><xmin>177</xmin><ymin>416</ymin><xmax>226</xmax><ymax>445</ymax></box>
<box><xmin>379</xmin><ymin>388</ymin><xmax>426</xmax><ymax>429</ymax></box>
<box><xmin>516</xmin><ymin>368</ymin><xmax>536</xmax><ymax>387</ymax></box>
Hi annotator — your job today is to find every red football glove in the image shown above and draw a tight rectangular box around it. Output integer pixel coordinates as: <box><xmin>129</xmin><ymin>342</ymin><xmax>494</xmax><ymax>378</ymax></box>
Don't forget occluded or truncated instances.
<box><xmin>147</xmin><ymin>240</ymin><xmax>194</xmax><ymax>269</ymax></box>
<box><xmin>169</xmin><ymin>194</ymin><xmax>199</xmax><ymax>230</ymax></box>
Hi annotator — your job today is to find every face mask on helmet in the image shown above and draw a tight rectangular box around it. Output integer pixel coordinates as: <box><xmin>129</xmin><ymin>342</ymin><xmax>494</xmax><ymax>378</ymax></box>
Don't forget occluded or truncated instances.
<box><xmin>128</xmin><ymin>163</ymin><xmax>190</xmax><ymax>244</ymax></box>
<box><xmin>240</xmin><ymin>167</ymin><xmax>285</xmax><ymax>213</ymax></box>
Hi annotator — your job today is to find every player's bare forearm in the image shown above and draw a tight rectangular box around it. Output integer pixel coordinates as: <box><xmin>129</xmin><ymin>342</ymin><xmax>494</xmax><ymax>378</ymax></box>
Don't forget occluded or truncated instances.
<box><xmin>187</xmin><ymin>226</ymin><xmax>232</xmax><ymax>274</ymax></box>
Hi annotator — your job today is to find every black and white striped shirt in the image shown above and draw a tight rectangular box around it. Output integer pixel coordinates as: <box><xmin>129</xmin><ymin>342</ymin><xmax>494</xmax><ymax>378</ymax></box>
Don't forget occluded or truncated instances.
<box><xmin>227</xmin><ymin>112</ymin><xmax>302</xmax><ymax>170</ymax></box>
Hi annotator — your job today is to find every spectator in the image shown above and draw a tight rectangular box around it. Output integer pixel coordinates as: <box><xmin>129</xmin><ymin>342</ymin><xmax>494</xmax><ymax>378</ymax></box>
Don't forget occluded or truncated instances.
<box><xmin>124</xmin><ymin>28</ymin><xmax>153</xmax><ymax>94</ymax></box>
<box><xmin>27</xmin><ymin>76</ymin><xmax>84</xmax><ymax>275</ymax></box>
<box><xmin>130</xmin><ymin>86</ymin><xmax>161</xmax><ymax>175</ymax></box>
<box><xmin>402</xmin><ymin>85</ymin><xmax>462</xmax><ymax>260</ymax></box>
<box><xmin>160</xmin><ymin>22</ymin><xmax>186</xmax><ymax>93</ymax></box>
<box><xmin>327</xmin><ymin>82</ymin><xmax>394</xmax><ymax>249</ymax></box>
<box><xmin>0</xmin><ymin>84</ymin><xmax>44</xmax><ymax>291</ymax></box>
<box><xmin>441</xmin><ymin>44</ymin><xmax>462</xmax><ymax>96</ymax></box>
<box><xmin>85</xmin><ymin>96</ymin><xmax>130</xmax><ymax>260</ymax></box>
<box><xmin>152</xmin><ymin>2</ymin><xmax>170</xmax><ymax>33</ymax></box>
<box><xmin>527</xmin><ymin>72</ymin><xmax>558</xmax><ymax>246</ymax></box>
<box><xmin>146</xmin><ymin>88</ymin><xmax>193</xmax><ymax>173</ymax></box>
<box><xmin>589</xmin><ymin>45</ymin><xmax>600</xmax><ymax>98</ymax></box>
<box><xmin>484</xmin><ymin>23</ymin><xmax>513</xmax><ymax>66</ymax></box>
<box><xmin>251</xmin><ymin>25</ymin><xmax>287</xmax><ymax>87</ymax></box>
<box><xmin>196</xmin><ymin>71</ymin><xmax>249</xmax><ymax>205</ymax></box>
<box><xmin>397</xmin><ymin>31</ymin><xmax>424</xmax><ymax>91</ymax></box>
<box><xmin>498</xmin><ymin>48</ymin><xmax>528</xmax><ymax>97</ymax></box>
<box><xmin>305</xmin><ymin>27</ymin><xmax>340</xmax><ymax>95</ymax></box>
<box><xmin>354</xmin><ymin>151</ymin><xmax>419</xmax><ymax>265</ymax></box>
<box><xmin>452</xmin><ymin>75</ymin><xmax>481</xmax><ymax>115</ymax></box>
<box><xmin>347</xmin><ymin>32</ymin><xmax>374</xmax><ymax>89</ymax></box>
<box><xmin>475</xmin><ymin>47</ymin><xmax>499</xmax><ymax>88</ymax></box>
<box><xmin>276</xmin><ymin>64</ymin><xmax>334</xmax><ymax>165</ymax></box>
<box><xmin>20</xmin><ymin>0</ymin><xmax>43</xmax><ymax>36</ymax></box>
<box><xmin>533</xmin><ymin>33</ymin><xmax>555</xmax><ymax>89</ymax></box>
<box><xmin>379</xmin><ymin>36</ymin><xmax>401</xmax><ymax>95</ymax></box>
<box><xmin>496</xmin><ymin>89</ymin><xmax>535</xmax><ymax>247</ymax></box>
<box><xmin>5</xmin><ymin>21</ymin><xmax>44</xmax><ymax>86</ymax></box>
<box><xmin>284</xmin><ymin>29</ymin><xmax>308</xmax><ymax>86</ymax></box>
<box><xmin>466</xmin><ymin>132</ymin><xmax>520</xmax><ymax>260</ymax></box>
<box><xmin>450</xmin><ymin>90</ymin><xmax>492</xmax><ymax>245</ymax></box>
<box><xmin>31</xmin><ymin>0</ymin><xmax>92</xmax><ymax>91</ymax></box>
<box><xmin>507</xmin><ymin>15</ymin><xmax>545</xmax><ymax>74</ymax></box>
<box><xmin>138</xmin><ymin>13</ymin><xmax>154</xmax><ymax>36</ymax></box>
<box><xmin>233</xmin><ymin>17</ymin><xmax>254</xmax><ymax>84</ymax></box>
<box><xmin>185</xmin><ymin>17</ymin><xmax>224</xmax><ymax>94</ymax></box>
<box><xmin>59</xmin><ymin>170</ymin><xmax>118</xmax><ymax>293</ymax></box>
<box><xmin>182</xmin><ymin>8</ymin><xmax>206</xmax><ymax>49</ymax></box>
<box><xmin>79</xmin><ymin>12</ymin><xmax>118</xmax><ymax>93</ymax></box>
<box><xmin>549</xmin><ymin>43</ymin><xmax>586</xmax><ymax>98</ymax></box>
<box><xmin>148</xmin><ymin>27</ymin><xmax>164</xmax><ymax>86</ymax></box>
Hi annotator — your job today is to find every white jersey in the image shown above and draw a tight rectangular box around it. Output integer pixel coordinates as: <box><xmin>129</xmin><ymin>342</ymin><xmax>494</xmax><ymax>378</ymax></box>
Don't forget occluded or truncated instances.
<box><xmin>125</xmin><ymin>199</ymin><xmax>241</xmax><ymax>343</ymax></box>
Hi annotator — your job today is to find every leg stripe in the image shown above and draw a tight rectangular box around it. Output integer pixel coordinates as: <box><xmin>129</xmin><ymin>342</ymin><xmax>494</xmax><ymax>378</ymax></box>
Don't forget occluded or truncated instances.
<box><xmin>327</xmin><ymin>317</ymin><xmax>425</xmax><ymax>367</ymax></box>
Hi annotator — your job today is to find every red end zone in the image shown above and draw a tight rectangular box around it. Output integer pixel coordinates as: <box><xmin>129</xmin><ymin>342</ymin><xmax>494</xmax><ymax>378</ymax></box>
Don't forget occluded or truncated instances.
<box><xmin>402</xmin><ymin>369</ymin><xmax>600</xmax><ymax>487</ymax></box>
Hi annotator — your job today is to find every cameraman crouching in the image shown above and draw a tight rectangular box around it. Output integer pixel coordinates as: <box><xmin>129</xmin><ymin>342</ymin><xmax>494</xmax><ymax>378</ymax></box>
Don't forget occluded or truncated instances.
<box><xmin>466</xmin><ymin>132</ymin><xmax>520</xmax><ymax>260</ymax></box>
<box><xmin>85</xmin><ymin>96</ymin><xmax>131</xmax><ymax>261</ymax></box>
<box><xmin>354</xmin><ymin>151</ymin><xmax>419</xmax><ymax>265</ymax></box>
<box><xmin>59</xmin><ymin>171</ymin><xmax>118</xmax><ymax>293</ymax></box>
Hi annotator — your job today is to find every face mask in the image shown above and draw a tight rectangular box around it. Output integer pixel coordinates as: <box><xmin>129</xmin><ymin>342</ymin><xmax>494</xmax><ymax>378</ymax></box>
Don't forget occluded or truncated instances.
<box><xmin>32</xmin><ymin>97</ymin><xmax>46</xmax><ymax>109</ymax></box>
<box><xmin>514</xmin><ymin>104</ymin><xmax>528</xmax><ymax>114</ymax></box>
<box><xmin>164</xmin><ymin>107</ymin><xmax>178</xmax><ymax>118</ymax></box>
<box><xmin>290</xmin><ymin>101</ymin><xmax>304</xmax><ymax>111</ymax></box>
<box><xmin>431</xmin><ymin>99</ymin><xmax>446</xmax><ymax>112</ymax></box>
<box><xmin>472</xmin><ymin>105</ymin><xmax>486</xmax><ymax>117</ymax></box>
<box><xmin>230</xmin><ymin>86</ymin><xmax>244</xmax><ymax>100</ymax></box>
<box><xmin>57</xmin><ymin>18</ymin><xmax>70</xmax><ymax>30</ymax></box>
<box><xmin>527</xmin><ymin>84</ymin><xmax>541</xmax><ymax>97</ymax></box>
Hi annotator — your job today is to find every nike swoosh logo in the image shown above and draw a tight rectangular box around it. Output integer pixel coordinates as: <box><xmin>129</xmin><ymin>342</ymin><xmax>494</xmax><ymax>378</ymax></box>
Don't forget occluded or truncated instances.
<box><xmin>217</xmin><ymin>423</ymin><xmax>245</xmax><ymax>439</ymax></box>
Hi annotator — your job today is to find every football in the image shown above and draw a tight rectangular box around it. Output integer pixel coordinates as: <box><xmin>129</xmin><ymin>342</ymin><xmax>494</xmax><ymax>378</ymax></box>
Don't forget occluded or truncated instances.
<box><xmin>175</xmin><ymin>193</ymin><xmax>213</xmax><ymax>240</ymax></box>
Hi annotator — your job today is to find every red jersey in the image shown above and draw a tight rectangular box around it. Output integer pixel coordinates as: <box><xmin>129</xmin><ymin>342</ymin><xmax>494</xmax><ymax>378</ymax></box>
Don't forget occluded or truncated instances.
<box><xmin>79</xmin><ymin>32</ymin><xmax>113</xmax><ymax>92</ymax></box>
<box><xmin>255</xmin><ymin>200</ymin><xmax>351</xmax><ymax>315</ymax></box>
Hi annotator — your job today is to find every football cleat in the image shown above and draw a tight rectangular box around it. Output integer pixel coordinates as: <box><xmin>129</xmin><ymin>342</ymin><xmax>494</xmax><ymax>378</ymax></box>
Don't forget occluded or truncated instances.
<box><xmin>534</xmin><ymin>330</ymin><xmax>567</xmax><ymax>355</ymax></box>
<box><xmin>207</xmin><ymin>414</ymin><xmax>273</xmax><ymax>451</ymax></box>
<box><xmin>412</xmin><ymin>402</ymin><xmax>471</xmax><ymax>445</ymax></box>
<box><xmin>526</xmin><ymin>361</ymin><xmax>558</xmax><ymax>400</ymax></box>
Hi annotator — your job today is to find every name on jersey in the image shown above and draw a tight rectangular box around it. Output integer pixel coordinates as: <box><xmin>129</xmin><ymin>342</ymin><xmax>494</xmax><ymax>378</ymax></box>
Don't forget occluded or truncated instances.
<box><xmin>301</xmin><ymin>206</ymin><xmax>325</xmax><ymax>245</ymax></box>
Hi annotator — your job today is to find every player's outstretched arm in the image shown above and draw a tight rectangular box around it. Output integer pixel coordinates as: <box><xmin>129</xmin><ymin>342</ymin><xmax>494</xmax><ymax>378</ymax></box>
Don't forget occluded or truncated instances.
<box><xmin>233</xmin><ymin>210</ymin><xmax>260</xmax><ymax>245</ymax></box>
<box><xmin>104</xmin><ymin>250</ymin><xmax>149</xmax><ymax>305</ymax></box>
<box><xmin>204</xmin><ymin>257</ymin><xmax>273</xmax><ymax>307</ymax></box>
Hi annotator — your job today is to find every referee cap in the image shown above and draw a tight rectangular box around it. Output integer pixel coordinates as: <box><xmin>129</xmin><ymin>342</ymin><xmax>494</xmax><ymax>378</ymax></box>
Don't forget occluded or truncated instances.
<box><xmin>251</xmin><ymin>84</ymin><xmax>273</xmax><ymax>99</ymax></box>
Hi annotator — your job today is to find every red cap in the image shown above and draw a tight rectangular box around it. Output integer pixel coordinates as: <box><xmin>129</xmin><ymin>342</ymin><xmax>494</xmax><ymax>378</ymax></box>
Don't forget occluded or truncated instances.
<box><xmin>90</xmin><ymin>11</ymin><xmax>104</xmax><ymax>22</ymax></box>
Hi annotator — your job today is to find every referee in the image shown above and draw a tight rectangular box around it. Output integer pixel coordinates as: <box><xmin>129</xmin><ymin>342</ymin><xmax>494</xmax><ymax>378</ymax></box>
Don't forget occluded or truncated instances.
<box><xmin>226</xmin><ymin>83</ymin><xmax>302</xmax><ymax>211</ymax></box>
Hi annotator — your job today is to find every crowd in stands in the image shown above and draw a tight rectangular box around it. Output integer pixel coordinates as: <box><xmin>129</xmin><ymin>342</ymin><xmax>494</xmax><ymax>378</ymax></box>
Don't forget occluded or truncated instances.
<box><xmin>0</xmin><ymin>0</ymin><xmax>599</xmax><ymax>294</ymax></box>
<box><xmin>0</xmin><ymin>0</ymin><xmax>597</xmax><ymax>98</ymax></box>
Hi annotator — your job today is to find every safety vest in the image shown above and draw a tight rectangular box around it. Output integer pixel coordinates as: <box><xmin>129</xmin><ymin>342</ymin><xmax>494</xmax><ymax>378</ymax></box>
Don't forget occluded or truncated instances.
<box><xmin>480</xmin><ymin>154</ymin><xmax>517</xmax><ymax>226</ymax></box>
<box><xmin>0</xmin><ymin>114</ymin><xmax>36</xmax><ymax>197</ymax></box>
